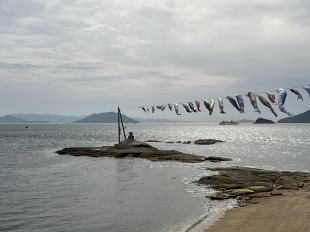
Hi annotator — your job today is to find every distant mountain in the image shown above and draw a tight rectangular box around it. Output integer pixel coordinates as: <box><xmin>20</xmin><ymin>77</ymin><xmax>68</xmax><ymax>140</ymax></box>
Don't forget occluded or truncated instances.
<box><xmin>278</xmin><ymin>110</ymin><xmax>310</xmax><ymax>123</ymax></box>
<box><xmin>0</xmin><ymin>115</ymin><xmax>27</xmax><ymax>123</ymax></box>
<box><xmin>238</xmin><ymin>119</ymin><xmax>254</xmax><ymax>123</ymax></box>
<box><xmin>12</xmin><ymin>114</ymin><xmax>83</xmax><ymax>123</ymax></box>
<box><xmin>134</xmin><ymin>117</ymin><xmax>190</xmax><ymax>123</ymax></box>
<box><xmin>75</xmin><ymin>112</ymin><xmax>139</xmax><ymax>123</ymax></box>
<box><xmin>254</xmin><ymin>118</ymin><xmax>275</xmax><ymax>124</ymax></box>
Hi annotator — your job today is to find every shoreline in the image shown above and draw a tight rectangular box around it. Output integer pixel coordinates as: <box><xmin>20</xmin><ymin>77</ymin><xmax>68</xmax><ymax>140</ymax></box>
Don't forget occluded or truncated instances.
<box><xmin>188</xmin><ymin>166</ymin><xmax>310</xmax><ymax>232</ymax></box>
<box><xmin>186</xmin><ymin>203</ymin><xmax>236</xmax><ymax>232</ymax></box>
<box><xmin>201</xmin><ymin>190</ymin><xmax>310</xmax><ymax>232</ymax></box>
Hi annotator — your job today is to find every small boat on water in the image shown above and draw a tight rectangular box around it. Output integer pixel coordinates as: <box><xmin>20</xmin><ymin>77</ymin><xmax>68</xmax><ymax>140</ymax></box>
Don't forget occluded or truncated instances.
<box><xmin>219</xmin><ymin>120</ymin><xmax>239</xmax><ymax>125</ymax></box>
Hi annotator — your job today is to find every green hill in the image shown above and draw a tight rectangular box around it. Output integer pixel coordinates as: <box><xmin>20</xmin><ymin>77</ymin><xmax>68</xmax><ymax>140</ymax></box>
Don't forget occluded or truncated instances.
<box><xmin>75</xmin><ymin>112</ymin><xmax>139</xmax><ymax>123</ymax></box>
<box><xmin>12</xmin><ymin>114</ymin><xmax>83</xmax><ymax>123</ymax></box>
<box><xmin>278</xmin><ymin>110</ymin><xmax>310</xmax><ymax>123</ymax></box>
<box><xmin>254</xmin><ymin>118</ymin><xmax>275</xmax><ymax>124</ymax></box>
<box><xmin>0</xmin><ymin>115</ymin><xmax>27</xmax><ymax>123</ymax></box>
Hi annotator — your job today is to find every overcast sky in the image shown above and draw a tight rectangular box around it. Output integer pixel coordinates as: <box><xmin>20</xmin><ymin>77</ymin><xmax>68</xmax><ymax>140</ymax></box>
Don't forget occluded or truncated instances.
<box><xmin>0</xmin><ymin>0</ymin><xmax>309</xmax><ymax>121</ymax></box>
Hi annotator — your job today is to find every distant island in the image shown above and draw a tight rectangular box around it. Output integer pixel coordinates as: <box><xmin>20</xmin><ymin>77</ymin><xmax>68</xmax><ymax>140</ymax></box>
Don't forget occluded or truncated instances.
<box><xmin>0</xmin><ymin>115</ymin><xmax>28</xmax><ymax>123</ymax></box>
<box><xmin>0</xmin><ymin>115</ymin><xmax>49</xmax><ymax>124</ymax></box>
<box><xmin>133</xmin><ymin>117</ymin><xmax>190</xmax><ymax>123</ymax></box>
<box><xmin>1</xmin><ymin>110</ymin><xmax>309</xmax><ymax>124</ymax></box>
<box><xmin>75</xmin><ymin>112</ymin><xmax>139</xmax><ymax>123</ymax></box>
<box><xmin>0</xmin><ymin>114</ymin><xmax>83</xmax><ymax>123</ymax></box>
<box><xmin>238</xmin><ymin>119</ymin><xmax>254</xmax><ymax>123</ymax></box>
<box><xmin>254</xmin><ymin>118</ymin><xmax>275</xmax><ymax>124</ymax></box>
<box><xmin>278</xmin><ymin>110</ymin><xmax>310</xmax><ymax>123</ymax></box>
<box><xmin>11</xmin><ymin>114</ymin><xmax>83</xmax><ymax>123</ymax></box>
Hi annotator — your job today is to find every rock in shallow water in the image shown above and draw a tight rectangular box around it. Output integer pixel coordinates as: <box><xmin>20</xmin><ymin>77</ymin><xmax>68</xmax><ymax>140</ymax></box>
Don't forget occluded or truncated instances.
<box><xmin>57</xmin><ymin>139</ymin><xmax>231</xmax><ymax>164</ymax></box>
<box><xmin>56</xmin><ymin>141</ymin><xmax>207</xmax><ymax>163</ymax></box>
<box><xmin>194</xmin><ymin>139</ymin><xmax>224</xmax><ymax>145</ymax></box>
<box><xmin>204</xmin><ymin>156</ymin><xmax>232</xmax><ymax>162</ymax></box>
<box><xmin>143</xmin><ymin>140</ymin><xmax>162</xmax><ymax>142</ymax></box>
<box><xmin>182</xmin><ymin>141</ymin><xmax>192</xmax><ymax>144</ymax></box>
<box><xmin>198</xmin><ymin>166</ymin><xmax>310</xmax><ymax>203</ymax></box>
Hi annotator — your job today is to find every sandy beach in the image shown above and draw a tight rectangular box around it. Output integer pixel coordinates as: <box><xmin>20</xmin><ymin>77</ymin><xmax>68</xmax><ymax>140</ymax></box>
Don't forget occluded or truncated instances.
<box><xmin>204</xmin><ymin>190</ymin><xmax>310</xmax><ymax>232</ymax></box>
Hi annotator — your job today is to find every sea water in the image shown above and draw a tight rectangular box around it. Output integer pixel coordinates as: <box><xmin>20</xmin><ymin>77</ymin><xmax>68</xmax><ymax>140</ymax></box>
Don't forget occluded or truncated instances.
<box><xmin>0</xmin><ymin>123</ymin><xmax>309</xmax><ymax>232</ymax></box>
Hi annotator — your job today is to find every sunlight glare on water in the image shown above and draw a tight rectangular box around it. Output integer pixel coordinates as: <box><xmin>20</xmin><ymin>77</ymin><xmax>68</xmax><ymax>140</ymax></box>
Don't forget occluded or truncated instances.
<box><xmin>0</xmin><ymin>123</ymin><xmax>309</xmax><ymax>232</ymax></box>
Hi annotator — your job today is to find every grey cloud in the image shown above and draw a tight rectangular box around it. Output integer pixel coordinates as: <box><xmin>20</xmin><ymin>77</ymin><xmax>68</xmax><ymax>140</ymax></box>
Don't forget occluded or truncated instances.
<box><xmin>0</xmin><ymin>61</ymin><xmax>102</xmax><ymax>70</ymax></box>
<box><xmin>0</xmin><ymin>0</ymin><xmax>309</xmax><ymax>118</ymax></box>
<box><xmin>0</xmin><ymin>0</ymin><xmax>43</xmax><ymax>17</ymax></box>
<box><xmin>0</xmin><ymin>62</ymin><xmax>44</xmax><ymax>69</ymax></box>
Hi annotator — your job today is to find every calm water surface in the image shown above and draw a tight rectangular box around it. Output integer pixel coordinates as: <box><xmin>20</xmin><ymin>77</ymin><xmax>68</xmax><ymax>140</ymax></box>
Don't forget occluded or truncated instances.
<box><xmin>0</xmin><ymin>123</ymin><xmax>309</xmax><ymax>232</ymax></box>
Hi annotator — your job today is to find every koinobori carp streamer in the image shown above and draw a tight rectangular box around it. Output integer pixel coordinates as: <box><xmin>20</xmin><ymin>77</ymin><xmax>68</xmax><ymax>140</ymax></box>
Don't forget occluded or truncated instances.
<box><xmin>140</xmin><ymin>85</ymin><xmax>308</xmax><ymax>117</ymax></box>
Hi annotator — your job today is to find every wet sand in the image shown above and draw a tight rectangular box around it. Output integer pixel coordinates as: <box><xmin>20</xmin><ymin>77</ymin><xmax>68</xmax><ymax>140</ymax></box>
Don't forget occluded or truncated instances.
<box><xmin>204</xmin><ymin>190</ymin><xmax>310</xmax><ymax>232</ymax></box>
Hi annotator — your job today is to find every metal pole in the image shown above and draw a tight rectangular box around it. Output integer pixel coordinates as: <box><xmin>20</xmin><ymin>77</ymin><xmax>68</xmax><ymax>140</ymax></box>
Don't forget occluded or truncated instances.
<box><xmin>117</xmin><ymin>107</ymin><xmax>121</xmax><ymax>143</ymax></box>
<box><xmin>119</xmin><ymin>110</ymin><xmax>127</xmax><ymax>141</ymax></box>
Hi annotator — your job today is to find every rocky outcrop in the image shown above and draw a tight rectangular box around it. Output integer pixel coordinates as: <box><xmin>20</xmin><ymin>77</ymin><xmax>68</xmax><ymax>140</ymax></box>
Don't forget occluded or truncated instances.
<box><xmin>57</xmin><ymin>138</ymin><xmax>232</xmax><ymax>163</ymax></box>
<box><xmin>198</xmin><ymin>167</ymin><xmax>310</xmax><ymax>202</ymax></box>
<box><xmin>254</xmin><ymin>118</ymin><xmax>275</xmax><ymax>124</ymax></box>
<box><xmin>204</xmin><ymin>156</ymin><xmax>232</xmax><ymax>162</ymax></box>
<box><xmin>57</xmin><ymin>141</ymin><xmax>206</xmax><ymax>163</ymax></box>
<box><xmin>194</xmin><ymin>139</ymin><xmax>224</xmax><ymax>145</ymax></box>
<box><xmin>182</xmin><ymin>141</ymin><xmax>192</xmax><ymax>144</ymax></box>
<box><xmin>143</xmin><ymin>140</ymin><xmax>162</xmax><ymax>142</ymax></box>
<box><xmin>144</xmin><ymin>139</ymin><xmax>224</xmax><ymax>145</ymax></box>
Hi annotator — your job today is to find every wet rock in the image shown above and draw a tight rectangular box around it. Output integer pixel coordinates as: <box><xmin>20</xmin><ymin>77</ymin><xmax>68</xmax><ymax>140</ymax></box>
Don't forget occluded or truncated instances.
<box><xmin>239</xmin><ymin>202</ymin><xmax>250</xmax><ymax>207</ymax></box>
<box><xmin>144</xmin><ymin>140</ymin><xmax>162</xmax><ymax>142</ymax></box>
<box><xmin>248</xmin><ymin>186</ymin><xmax>273</xmax><ymax>192</ymax></box>
<box><xmin>115</xmin><ymin>140</ymin><xmax>154</xmax><ymax>149</ymax></box>
<box><xmin>248</xmin><ymin>200</ymin><xmax>259</xmax><ymax>205</ymax></box>
<box><xmin>182</xmin><ymin>141</ymin><xmax>192</xmax><ymax>144</ymax></box>
<box><xmin>226</xmin><ymin>188</ymin><xmax>255</xmax><ymax>196</ymax></box>
<box><xmin>298</xmin><ymin>183</ymin><xmax>304</xmax><ymax>188</ymax></box>
<box><xmin>204</xmin><ymin>156</ymin><xmax>232</xmax><ymax>162</ymax></box>
<box><xmin>210</xmin><ymin>192</ymin><xmax>231</xmax><ymax>200</ymax></box>
<box><xmin>57</xmin><ymin>140</ymin><xmax>206</xmax><ymax>163</ymax></box>
<box><xmin>271</xmin><ymin>191</ymin><xmax>283</xmax><ymax>196</ymax></box>
<box><xmin>250</xmin><ymin>192</ymin><xmax>271</xmax><ymax>198</ymax></box>
<box><xmin>194</xmin><ymin>139</ymin><xmax>224</xmax><ymax>145</ymax></box>
<box><xmin>199</xmin><ymin>166</ymin><xmax>310</xmax><ymax>204</ymax></box>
